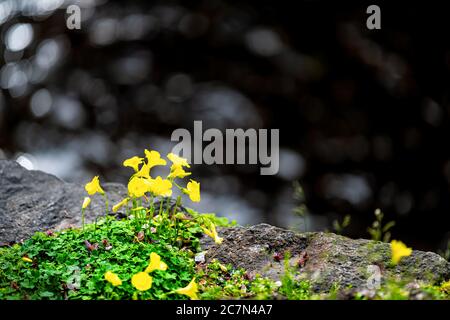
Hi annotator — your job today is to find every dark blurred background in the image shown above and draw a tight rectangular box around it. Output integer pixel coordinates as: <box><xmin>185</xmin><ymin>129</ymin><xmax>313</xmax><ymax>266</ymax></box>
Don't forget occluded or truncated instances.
<box><xmin>0</xmin><ymin>0</ymin><xmax>449</xmax><ymax>253</ymax></box>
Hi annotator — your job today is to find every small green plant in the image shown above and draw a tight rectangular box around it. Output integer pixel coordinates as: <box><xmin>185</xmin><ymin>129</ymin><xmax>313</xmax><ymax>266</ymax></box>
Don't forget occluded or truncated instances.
<box><xmin>332</xmin><ymin>214</ymin><xmax>351</xmax><ymax>235</ymax></box>
<box><xmin>438</xmin><ymin>240</ymin><xmax>450</xmax><ymax>262</ymax></box>
<box><xmin>278</xmin><ymin>252</ymin><xmax>312</xmax><ymax>300</ymax></box>
<box><xmin>324</xmin><ymin>282</ymin><xmax>341</xmax><ymax>300</ymax></box>
<box><xmin>197</xmin><ymin>260</ymin><xmax>280</xmax><ymax>300</ymax></box>
<box><xmin>292</xmin><ymin>181</ymin><xmax>308</xmax><ymax>232</ymax></box>
<box><xmin>367</xmin><ymin>209</ymin><xmax>395</xmax><ymax>242</ymax></box>
<box><xmin>197</xmin><ymin>255</ymin><xmax>314</xmax><ymax>300</ymax></box>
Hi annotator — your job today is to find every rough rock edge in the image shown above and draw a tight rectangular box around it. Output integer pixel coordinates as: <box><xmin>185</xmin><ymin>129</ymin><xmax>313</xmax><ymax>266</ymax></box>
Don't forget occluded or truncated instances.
<box><xmin>201</xmin><ymin>224</ymin><xmax>450</xmax><ymax>292</ymax></box>
<box><xmin>0</xmin><ymin>160</ymin><xmax>127</xmax><ymax>243</ymax></box>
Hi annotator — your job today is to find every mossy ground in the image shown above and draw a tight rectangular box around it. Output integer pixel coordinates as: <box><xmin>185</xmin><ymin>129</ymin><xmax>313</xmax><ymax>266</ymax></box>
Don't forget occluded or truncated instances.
<box><xmin>0</xmin><ymin>215</ymin><xmax>449</xmax><ymax>300</ymax></box>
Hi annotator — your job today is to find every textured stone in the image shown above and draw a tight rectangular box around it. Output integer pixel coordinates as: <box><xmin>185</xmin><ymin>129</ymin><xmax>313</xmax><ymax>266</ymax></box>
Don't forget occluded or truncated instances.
<box><xmin>201</xmin><ymin>224</ymin><xmax>450</xmax><ymax>291</ymax></box>
<box><xmin>0</xmin><ymin>160</ymin><xmax>127</xmax><ymax>243</ymax></box>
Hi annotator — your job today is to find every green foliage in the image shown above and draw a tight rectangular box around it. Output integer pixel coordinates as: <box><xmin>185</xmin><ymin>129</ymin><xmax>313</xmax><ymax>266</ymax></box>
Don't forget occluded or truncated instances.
<box><xmin>278</xmin><ymin>253</ymin><xmax>312</xmax><ymax>300</ymax></box>
<box><xmin>198</xmin><ymin>260</ymin><xmax>250</xmax><ymax>299</ymax></box>
<box><xmin>186</xmin><ymin>208</ymin><xmax>236</xmax><ymax>228</ymax></box>
<box><xmin>0</xmin><ymin>217</ymin><xmax>196</xmax><ymax>300</ymax></box>
<box><xmin>198</xmin><ymin>256</ymin><xmax>313</xmax><ymax>300</ymax></box>
<box><xmin>351</xmin><ymin>280</ymin><xmax>450</xmax><ymax>300</ymax></box>
<box><xmin>197</xmin><ymin>260</ymin><xmax>280</xmax><ymax>300</ymax></box>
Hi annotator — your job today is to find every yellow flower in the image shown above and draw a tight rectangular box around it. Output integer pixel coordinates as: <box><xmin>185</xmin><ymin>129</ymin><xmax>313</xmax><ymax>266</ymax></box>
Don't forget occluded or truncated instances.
<box><xmin>22</xmin><ymin>257</ymin><xmax>33</xmax><ymax>263</ymax></box>
<box><xmin>131</xmin><ymin>272</ymin><xmax>153</xmax><ymax>291</ymax></box>
<box><xmin>168</xmin><ymin>164</ymin><xmax>191</xmax><ymax>179</ymax></box>
<box><xmin>167</xmin><ymin>153</ymin><xmax>190</xmax><ymax>168</ymax></box>
<box><xmin>441</xmin><ymin>280</ymin><xmax>450</xmax><ymax>293</ymax></box>
<box><xmin>136</xmin><ymin>162</ymin><xmax>151</xmax><ymax>179</ymax></box>
<box><xmin>202</xmin><ymin>223</ymin><xmax>223</xmax><ymax>244</ymax></box>
<box><xmin>184</xmin><ymin>180</ymin><xmax>200</xmax><ymax>202</ymax></box>
<box><xmin>112</xmin><ymin>198</ymin><xmax>130</xmax><ymax>212</ymax></box>
<box><xmin>123</xmin><ymin>156</ymin><xmax>144</xmax><ymax>172</ymax></box>
<box><xmin>145</xmin><ymin>150</ymin><xmax>167</xmax><ymax>168</ymax></box>
<box><xmin>128</xmin><ymin>177</ymin><xmax>151</xmax><ymax>198</ymax></box>
<box><xmin>82</xmin><ymin>197</ymin><xmax>91</xmax><ymax>210</ymax></box>
<box><xmin>104</xmin><ymin>271</ymin><xmax>122</xmax><ymax>287</ymax></box>
<box><xmin>85</xmin><ymin>176</ymin><xmax>105</xmax><ymax>195</ymax></box>
<box><xmin>390</xmin><ymin>240</ymin><xmax>412</xmax><ymax>265</ymax></box>
<box><xmin>145</xmin><ymin>252</ymin><xmax>168</xmax><ymax>273</ymax></box>
<box><xmin>174</xmin><ymin>278</ymin><xmax>198</xmax><ymax>300</ymax></box>
<box><xmin>148</xmin><ymin>176</ymin><xmax>172</xmax><ymax>197</ymax></box>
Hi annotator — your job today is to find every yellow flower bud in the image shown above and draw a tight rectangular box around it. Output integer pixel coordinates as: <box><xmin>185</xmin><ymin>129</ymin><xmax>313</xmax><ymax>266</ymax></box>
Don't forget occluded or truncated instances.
<box><xmin>104</xmin><ymin>271</ymin><xmax>122</xmax><ymax>287</ymax></box>
<box><xmin>82</xmin><ymin>197</ymin><xmax>91</xmax><ymax>210</ymax></box>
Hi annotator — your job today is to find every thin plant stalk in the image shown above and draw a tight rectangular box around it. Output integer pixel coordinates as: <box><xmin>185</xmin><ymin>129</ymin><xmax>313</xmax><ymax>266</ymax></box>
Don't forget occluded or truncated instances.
<box><xmin>102</xmin><ymin>193</ymin><xmax>109</xmax><ymax>215</ymax></box>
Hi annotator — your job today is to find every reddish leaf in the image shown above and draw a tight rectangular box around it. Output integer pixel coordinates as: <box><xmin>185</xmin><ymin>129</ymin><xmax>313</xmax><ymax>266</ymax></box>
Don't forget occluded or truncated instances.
<box><xmin>84</xmin><ymin>240</ymin><xmax>98</xmax><ymax>251</ymax></box>
<box><xmin>298</xmin><ymin>251</ymin><xmax>308</xmax><ymax>268</ymax></box>
<box><xmin>273</xmin><ymin>252</ymin><xmax>283</xmax><ymax>262</ymax></box>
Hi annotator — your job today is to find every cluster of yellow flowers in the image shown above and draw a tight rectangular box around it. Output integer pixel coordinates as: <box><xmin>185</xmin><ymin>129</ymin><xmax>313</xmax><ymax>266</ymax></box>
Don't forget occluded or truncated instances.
<box><xmin>82</xmin><ymin>150</ymin><xmax>201</xmax><ymax>214</ymax></box>
<box><xmin>123</xmin><ymin>151</ymin><xmax>199</xmax><ymax>203</ymax></box>
<box><xmin>104</xmin><ymin>252</ymin><xmax>198</xmax><ymax>300</ymax></box>
<box><xmin>80</xmin><ymin>149</ymin><xmax>225</xmax><ymax>245</ymax></box>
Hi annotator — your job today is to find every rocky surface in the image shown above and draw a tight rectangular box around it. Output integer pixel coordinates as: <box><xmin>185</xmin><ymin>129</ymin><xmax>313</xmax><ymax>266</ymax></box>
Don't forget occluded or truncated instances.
<box><xmin>1</xmin><ymin>160</ymin><xmax>449</xmax><ymax>291</ymax></box>
<box><xmin>201</xmin><ymin>224</ymin><xmax>450</xmax><ymax>291</ymax></box>
<box><xmin>0</xmin><ymin>160</ymin><xmax>127</xmax><ymax>243</ymax></box>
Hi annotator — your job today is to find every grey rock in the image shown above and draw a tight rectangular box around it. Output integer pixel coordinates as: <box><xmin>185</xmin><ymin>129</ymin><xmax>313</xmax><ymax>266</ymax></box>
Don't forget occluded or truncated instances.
<box><xmin>0</xmin><ymin>160</ymin><xmax>127</xmax><ymax>243</ymax></box>
<box><xmin>201</xmin><ymin>224</ymin><xmax>450</xmax><ymax>292</ymax></box>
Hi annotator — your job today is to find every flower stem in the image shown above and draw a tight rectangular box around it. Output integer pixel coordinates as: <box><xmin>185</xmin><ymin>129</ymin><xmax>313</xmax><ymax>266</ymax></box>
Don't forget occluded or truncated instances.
<box><xmin>102</xmin><ymin>193</ymin><xmax>109</xmax><ymax>215</ymax></box>
<box><xmin>81</xmin><ymin>208</ymin><xmax>85</xmax><ymax>231</ymax></box>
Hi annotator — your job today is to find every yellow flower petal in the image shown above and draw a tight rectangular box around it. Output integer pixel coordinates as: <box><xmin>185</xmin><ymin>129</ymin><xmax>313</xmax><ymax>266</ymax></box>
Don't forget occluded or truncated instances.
<box><xmin>145</xmin><ymin>150</ymin><xmax>167</xmax><ymax>169</ymax></box>
<box><xmin>85</xmin><ymin>176</ymin><xmax>105</xmax><ymax>195</ymax></box>
<box><xmin>168</xmin><ymin>164</ymin><xmax>191</xmax><ymax>179</ymax></box>
<box><xmin>22</xmin><ymin>257</ymin><xmax>33</xmax><ymax>263</ymax></box>
<box><xmin>441</xmin><ymin>280</ymin><xmax>450</xmax><ymax>293</ymax></box>
<box><xmin>184</xmin><ymin>180</ymin><xmax>200</xmax><ymax>202</ymax></box>
<box><xmin>104</xmin><ymin>271</ymin><xmax>122</xmax><ymax>287</ymax></box>
<box><xmin>128</xmin><ymin>177</ymin><xmax>151</xmax><ymax>198</ymax></box>
<box><xmin>167</xmin><ymin>153</ymin><xmax>190</xmax><ymax>168</ymax></box>
<box><xmin>82</xmin><ymin>197</ymin><xmax>91</xmax><ymax>210</ymax></box>
<box><xmin>148</xmin><ymin>176</ymin><xmax>172</xmax><ymax>197</ymax></box>
<box><xmin>202</xmin><ymin>224</ymin><xmax>223</xmax><ymax>244</ymax></box>
<box><xmin>390</xmin><ymin>240</ymin><xmax>412</xmax><ymax>265</ymax></box>
<box><xmin>112</xmin><ymin>198</ymin><xmax>130</xmax><ymax>212</ymax></box>
<box><xmin>136</xmin><ymin>162</ymin><xmax>151</xmax><ymax>179</ymax></box>
<box><xmin>131</xmin><ymin>272</ymin><xmax>153</xmax><ymax>291</ymax></box>
<box><xmin>123</xmin><ymin>156</ymin><xmax>144</xmax><ymax>172</ymax></box>
<box><xmin>145</xmin><ymin>252</ymin><xmax>168</xmax><ymax>273</ymax></box>
<box><xmin>174</xmin><ymin>278</ymin><xmax>198</xmax><ymax>300</ymax></box>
